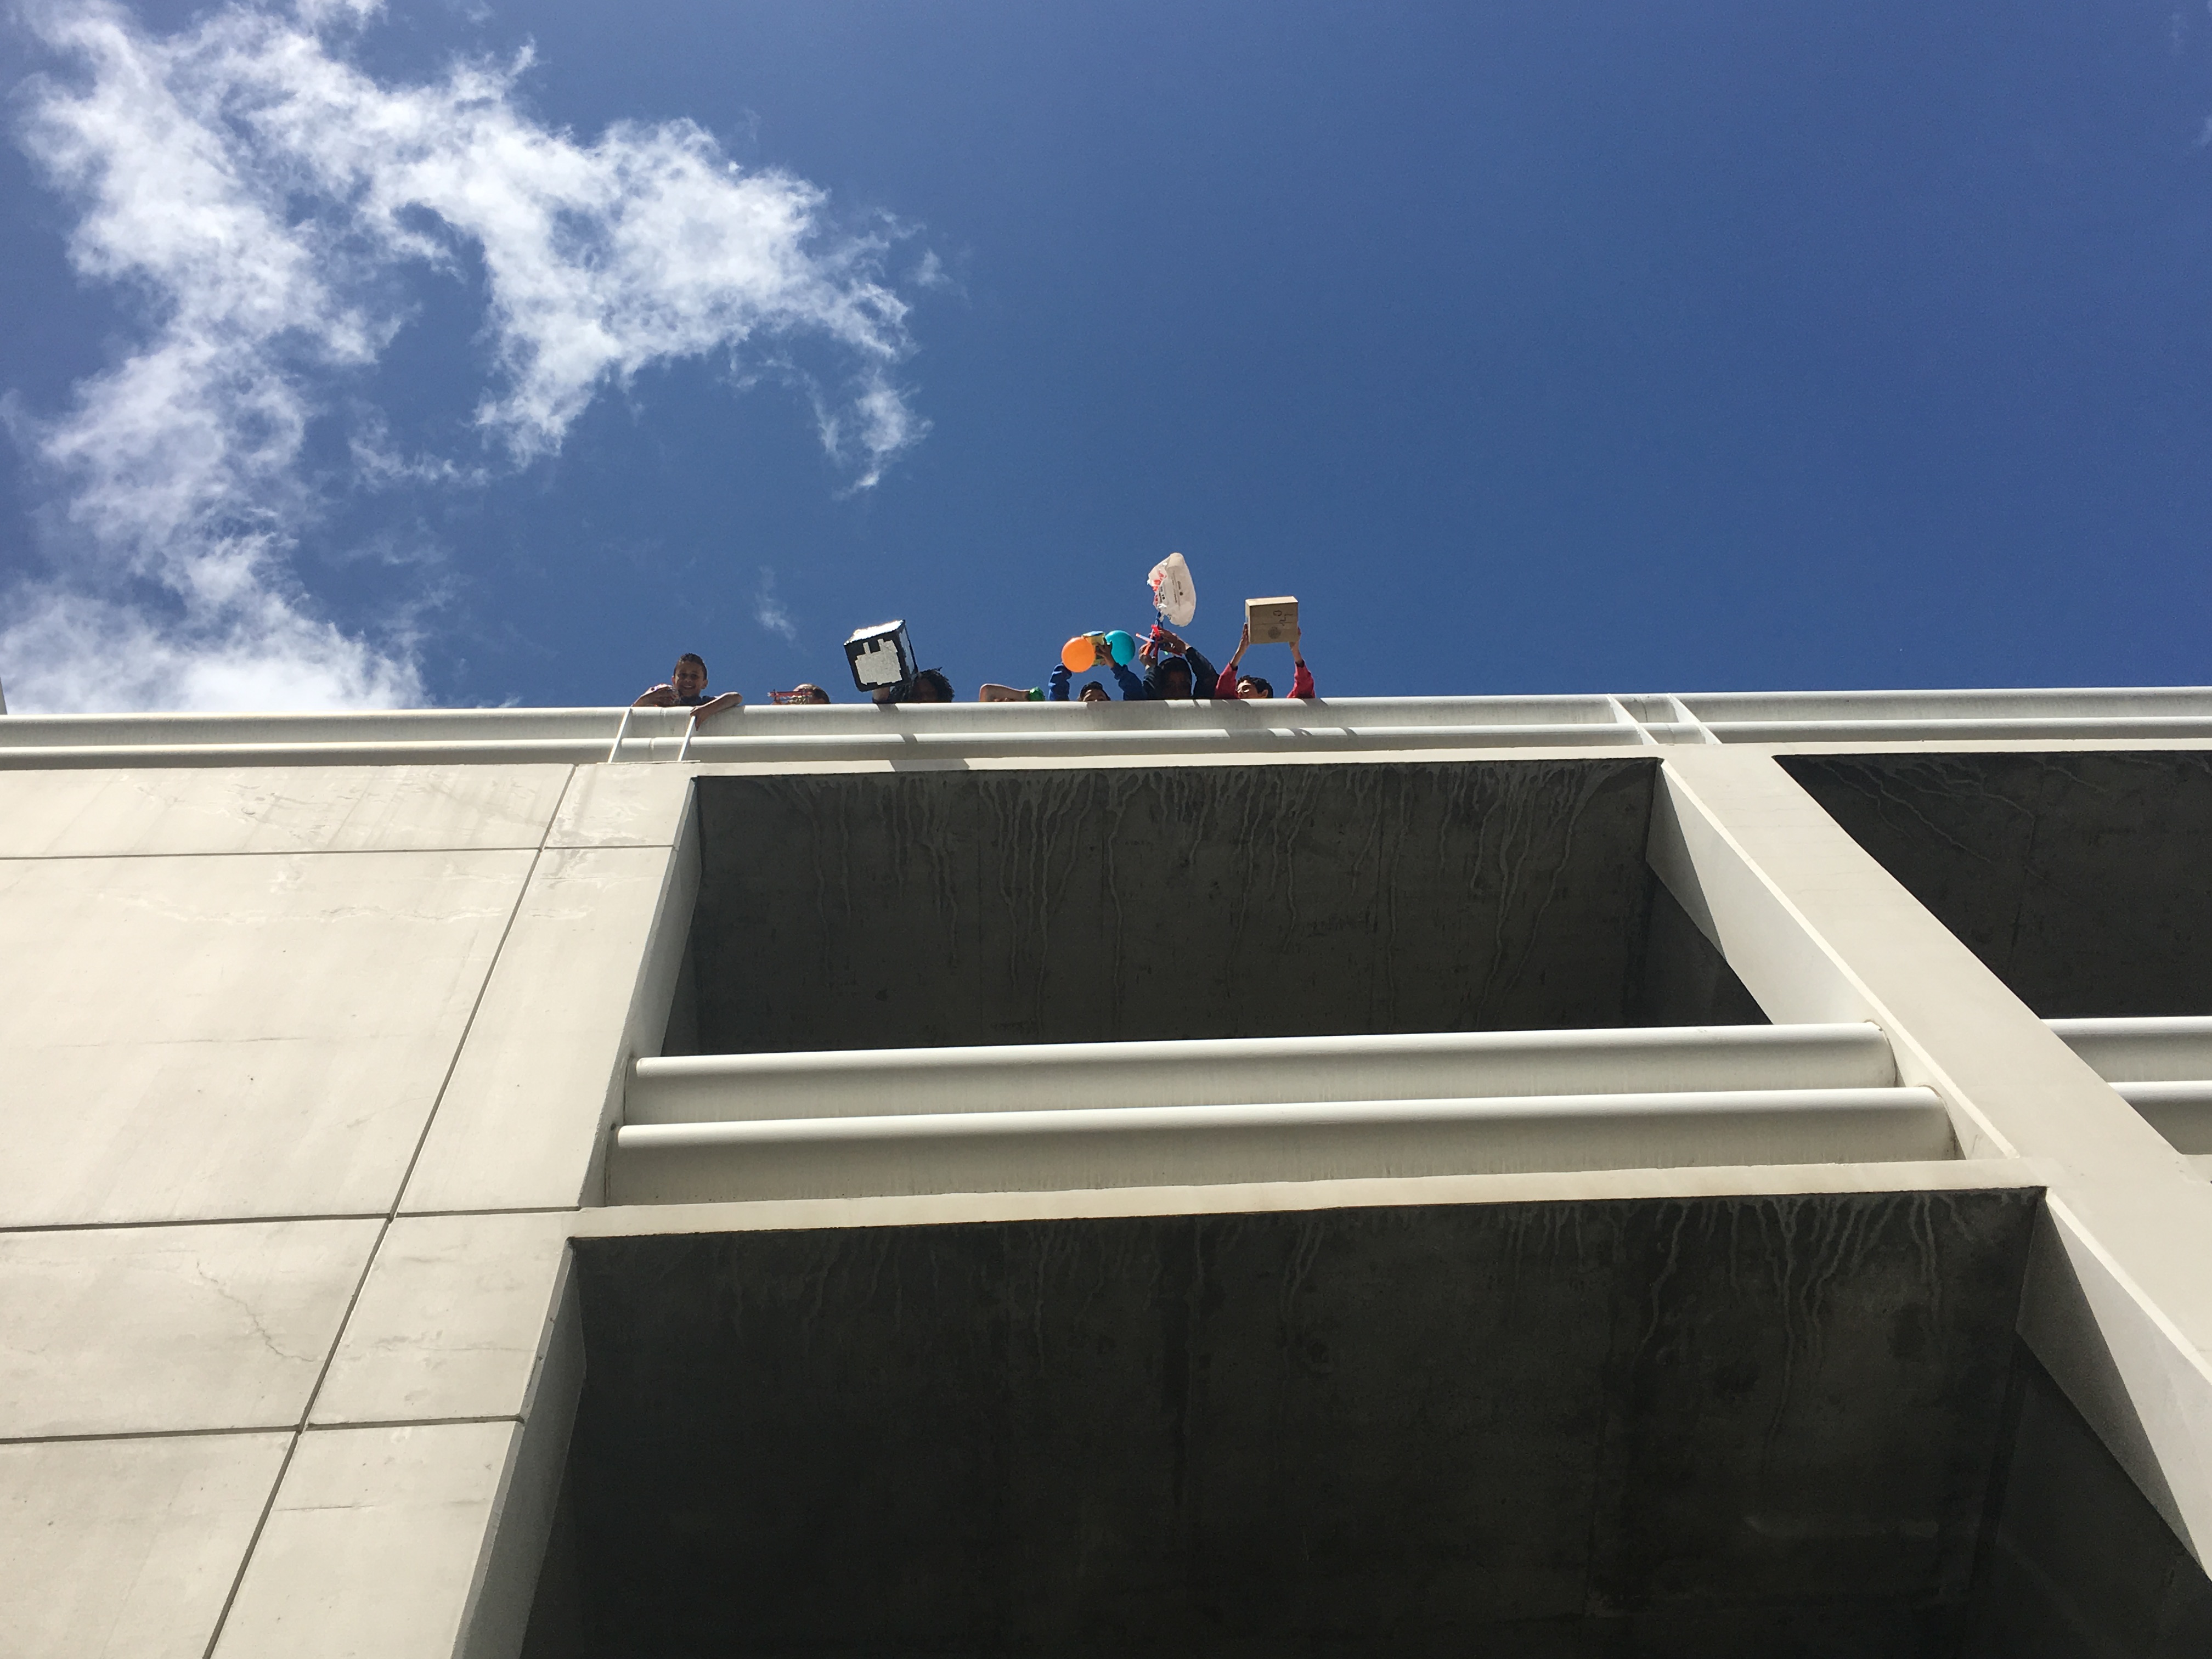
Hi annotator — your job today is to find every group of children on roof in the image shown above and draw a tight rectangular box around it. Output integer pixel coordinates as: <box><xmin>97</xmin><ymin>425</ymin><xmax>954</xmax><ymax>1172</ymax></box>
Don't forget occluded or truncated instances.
<box><xmin>631</xmin><ymin>550</ymin><xmax>1312</xmax><ymax>715</ymax></box>
<box><xmin>633</xmin><ymin>624</ymin><xmax>1313</xmax><ymax>716</ymax></box>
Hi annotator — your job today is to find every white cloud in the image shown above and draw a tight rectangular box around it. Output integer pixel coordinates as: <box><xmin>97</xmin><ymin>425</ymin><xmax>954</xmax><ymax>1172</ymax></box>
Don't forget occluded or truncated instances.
<box><xmin>1</xmin><ymin>0</ymin><xmax>926</xmax><ymax>713</ymax></box>
<box><xmin>753</xmin><ymin>566</ymin><xmax>798</xmax><ymax>642</ymax></box>
<box><xmin>2</xmin><ymin>586</ymin><xmax>425</xmax><ymax>713</ymax></box>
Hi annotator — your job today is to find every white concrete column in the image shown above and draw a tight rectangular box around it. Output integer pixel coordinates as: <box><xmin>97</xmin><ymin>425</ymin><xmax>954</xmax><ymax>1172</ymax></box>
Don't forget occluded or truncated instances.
<box><xmin>1656</xmin><ymin>746</ymin><xmax>2212</xmax><ymax>1561</ymax></box>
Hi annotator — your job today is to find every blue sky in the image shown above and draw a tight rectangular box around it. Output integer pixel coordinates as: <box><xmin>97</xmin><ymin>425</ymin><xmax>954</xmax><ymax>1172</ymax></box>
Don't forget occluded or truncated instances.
<box><xmin>3</xmin><ymin>0</ymin><xmax>2211</xmax><ymax>711</ymax></box>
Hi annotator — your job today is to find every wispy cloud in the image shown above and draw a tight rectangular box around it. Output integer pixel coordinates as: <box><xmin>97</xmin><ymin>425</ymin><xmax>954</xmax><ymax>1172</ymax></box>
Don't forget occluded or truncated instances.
<box><xmin>753</xmin><ymin>566</ymin><xmax>798</xmax><ymax>641</ymax></box>
<box><xmin>1</xmin><ymin>0</ymin><xmax>926</xmax><ymax>713</ymax></box>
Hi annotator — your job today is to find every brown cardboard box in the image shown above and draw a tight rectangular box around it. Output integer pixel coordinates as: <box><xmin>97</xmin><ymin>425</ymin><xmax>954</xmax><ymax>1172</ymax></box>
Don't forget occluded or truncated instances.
<box><xmin>1245</xmin><ymin>596</ymin><xmax>1299</xmax><ymax>645</ymax></box>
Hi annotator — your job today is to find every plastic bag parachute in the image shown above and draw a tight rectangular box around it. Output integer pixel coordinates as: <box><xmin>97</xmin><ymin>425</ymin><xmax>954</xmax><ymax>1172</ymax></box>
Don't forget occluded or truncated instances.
<box><xmin>1148</xmin><ymin>551</ymin><xmax>1197</xmax><ymax>628</ymax></box>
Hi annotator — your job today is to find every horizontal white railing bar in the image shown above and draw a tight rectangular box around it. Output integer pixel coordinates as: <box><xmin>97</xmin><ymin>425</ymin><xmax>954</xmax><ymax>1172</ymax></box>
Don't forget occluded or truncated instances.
<box><xmin>2107</xmin><ymin>1084</ymin><xmax>2212</xmax><ymax>1155</ymax></box>
<box><xmin>1678</xmin><ymin>686</ymin><xmax>2212</xmax><ymax>723</ymax></box>
<box><xmin>0</xmin><ymin>696</ymin><xmax>1618</xmax><ymax>748</ymax></box>
<box><xmin>672</xmin><ymin>723</ymin><xmax>1640</xmax><ymax>758</ymax></box>
<box><xmin>1701</xmin><ymin>717</ymin><xmax>2212</xmax><ymax>744</ymax></box>
<box><xmin>0</xmin><ymin>725</ymin><xmax>1647</xmax><ymax>771</ymax></box>
<box><xmin>628</xmin><ymin>1023</ymin><xmax>1895</xmax><ymax>1125</ymax></box>
<box><xmin>2046</xmin><ymin>1018</ymin><xmax>2212</xmax><ymax>1154</ymax></box>
<box><xmin>2046</xmin><ymin>1017</ymin><xmax>2212</xmax><ymax>1083</ymax></box>
<box><xmin>605</xmin><ymin>1086</ymin><xmax>1955</xmax><ymax>1205</ymax></box>
<box><xmin>8</xmin><ymin>687</ymin><xmax>2212</xmax><ymax>768</ymax></box>
<box><xmin>0</xmin><ymin>740</ymin><xmax>629</xmax><ymax>771</ymax></box>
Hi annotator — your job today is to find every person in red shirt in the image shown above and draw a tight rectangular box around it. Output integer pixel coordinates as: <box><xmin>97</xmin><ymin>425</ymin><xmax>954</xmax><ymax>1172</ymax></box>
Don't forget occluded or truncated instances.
<box><xmin>1215</xmin><ymin>621</ymin><xmax>1314</xmax><ymax>699</ymax></box>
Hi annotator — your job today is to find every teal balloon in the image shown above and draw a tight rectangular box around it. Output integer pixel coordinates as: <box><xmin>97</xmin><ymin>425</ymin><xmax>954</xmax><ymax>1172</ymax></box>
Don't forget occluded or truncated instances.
<box><xmin>1105</xmin><ymin>629</ymin><xmax>1137</xmax><ymax>666</ymax></box>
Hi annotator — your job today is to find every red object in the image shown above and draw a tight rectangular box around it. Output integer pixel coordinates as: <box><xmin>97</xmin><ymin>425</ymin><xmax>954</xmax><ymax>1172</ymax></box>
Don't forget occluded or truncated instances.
<box><xmin>1217</xmin><ymin>661</ymin><xmax>1316</xmax><ymax>699</ymax></box>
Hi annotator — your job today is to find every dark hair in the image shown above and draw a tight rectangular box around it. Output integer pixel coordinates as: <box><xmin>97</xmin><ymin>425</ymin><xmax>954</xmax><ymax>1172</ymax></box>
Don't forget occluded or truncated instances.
<box><xmin>1239</xmin><ymin>675</ymin><xmax>1274</xmax><ymax>698</ymax></box>
<box><xmin>1081</xmin><ymin>680</ymin><xmax>1107</xmax><ymax>697</ymax></box>
<box><xmin>911</xmin><ymin>668</ymin><xmax>955</xmax><ymax>702</ymax></box>
<box><xmin>676</xmin><ymin>653</ymin><xmax>707</xmax><ymax>673</ymax></box>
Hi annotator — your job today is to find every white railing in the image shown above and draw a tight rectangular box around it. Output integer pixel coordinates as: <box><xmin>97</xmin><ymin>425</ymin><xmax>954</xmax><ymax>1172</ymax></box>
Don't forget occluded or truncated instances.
<box><xmin>2049</xmin><ymin>1017</ymin><xmax>2212</xmax><ymax>1154</ymax></box>
<box><xmin>606</xmin><ymin>1022</ymin><xmax>1956</xmax><ymax>1205</ymax></box>
<box><xmin>5</xmin><ymin>686</ymin><xmax>2211</xmax><ymax>769</ymax></box>
<box><xmin>625</xmin><ymin>1023</ymin><xmax>1897</xmax><ymax>1124</ymax></box>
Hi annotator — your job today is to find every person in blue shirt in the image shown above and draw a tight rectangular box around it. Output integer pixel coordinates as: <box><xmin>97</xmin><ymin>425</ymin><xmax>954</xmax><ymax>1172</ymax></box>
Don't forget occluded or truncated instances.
<box><xmin>1047</xmin><ymin>659</ymin><xmax>1141</xmax><ymax>701</ymax></box>
<box><xmin>1136</xmin><ymin>626</ymin><xmax>1220</xmax><ymax>701</ymax></box>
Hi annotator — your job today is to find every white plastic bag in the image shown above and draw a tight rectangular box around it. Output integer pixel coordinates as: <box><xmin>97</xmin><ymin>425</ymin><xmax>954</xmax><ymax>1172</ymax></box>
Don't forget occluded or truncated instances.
<box><xmin>1147</xmin><ymin>551</ymin><xmax>1197</xmax><ymax>627</ymax></box>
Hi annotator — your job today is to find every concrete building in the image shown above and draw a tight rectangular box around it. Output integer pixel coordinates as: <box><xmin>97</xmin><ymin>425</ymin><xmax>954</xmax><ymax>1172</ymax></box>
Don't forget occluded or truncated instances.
<box><xmin>4</xmin><ymin>686</ymin><xmax>2212</xmax><ymax>1656</ymax></box>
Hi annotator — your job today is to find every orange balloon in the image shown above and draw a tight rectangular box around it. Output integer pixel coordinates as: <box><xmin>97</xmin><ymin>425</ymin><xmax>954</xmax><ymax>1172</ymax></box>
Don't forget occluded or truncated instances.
<box><xmin>1060</xmin><ymin>635</ymin><xmax>1096</xmax><ymax>672</ymax></box>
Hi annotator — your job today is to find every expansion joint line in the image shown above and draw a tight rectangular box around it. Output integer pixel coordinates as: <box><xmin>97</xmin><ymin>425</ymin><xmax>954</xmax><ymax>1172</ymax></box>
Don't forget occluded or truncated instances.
<box><xmin>195</xmin><ymin>766</ymin><xmax>573</xmax><ymax>1659</ymax></box>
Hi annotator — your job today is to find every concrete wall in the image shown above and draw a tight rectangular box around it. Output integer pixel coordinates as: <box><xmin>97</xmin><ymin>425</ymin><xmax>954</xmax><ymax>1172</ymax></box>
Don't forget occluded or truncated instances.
<box><xmin>686</xmin><ymin>760</ymin><xmax>1761</xmax><ymax>1054</ymax></box>
<box><xmin>550</xmin><ymin>1190</ymin><xmax>2039</xmax><ymax>1656</ymax></box>
<box><xmin>1784</xmin><ymin>752</ymin><xmax>2212</xmax><ymax>1018</ymax></box>
<box><xmin>6</xmin><ymin>708</ymin><xmax>2212</xmax><ymax>1657</ymax></box>
<box><xmin>0</xmin><ymin>763</ymin><xmax>695</xmax><ymax>1659</ymax></box>
<box><xmin>1966</xmin><ymin>1350</ymin><xmax>2212</xmax><ymax>1657</ymax></box>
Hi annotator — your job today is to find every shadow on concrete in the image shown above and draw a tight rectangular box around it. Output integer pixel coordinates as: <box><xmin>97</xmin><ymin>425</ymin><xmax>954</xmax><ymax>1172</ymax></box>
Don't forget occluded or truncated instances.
<box><xmin>1782</xmin><ymin>753</ymin><xmax>2212</xmax><ymax>1019</ymax></box>
<box><xmin>672</xmin><ymin>759</ymin><xmax>1763</xmax><ymax>1055</ymax></box>
<box><xmin>501</xmin><ymin>1187</ymin><xmax>2212</xmax><ymax>1658</ymax></box>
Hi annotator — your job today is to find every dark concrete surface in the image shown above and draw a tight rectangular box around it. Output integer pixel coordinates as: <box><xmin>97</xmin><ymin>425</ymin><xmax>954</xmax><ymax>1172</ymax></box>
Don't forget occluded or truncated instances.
<box><xmin>679</xmin><ymin>760</ymin><xmax>1762</xmax><ymax>1053</ymax></box>
<box><xmin>1963</xmin><ymin>1348</ymin><xmax>2212</xmax><ymax>1658</ymax></box>
<box><xmin>533</xmin><ymin>1189</ymin><xmax>2043</xmax><ymax>1657</ymax></box>
<box><xmin>1783</xmin><ymin>753</ymin><xmax>2212</xmax><ymax>1018</ymax></box>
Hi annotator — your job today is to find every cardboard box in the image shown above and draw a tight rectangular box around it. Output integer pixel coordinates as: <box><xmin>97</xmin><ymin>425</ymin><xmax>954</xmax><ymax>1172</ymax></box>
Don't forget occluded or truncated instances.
<box><xmin>1245</xmin><ymin>596</ymin><xmax>1300</xmax><ymax>645</ymax></box>
<box><xmin>843</xmin><ymin>619</ymin><xmax>917</xmax><ymax>691</ymax></box>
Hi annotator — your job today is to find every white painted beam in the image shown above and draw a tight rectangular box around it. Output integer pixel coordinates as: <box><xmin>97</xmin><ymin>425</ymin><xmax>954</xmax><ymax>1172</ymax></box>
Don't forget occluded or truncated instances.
<box><xmin>1660</xmin><ymin>745</ymin><xmax>2212</xmax><ymax>1565</ymax></box>
<box><xmin>627</xmin><ymin>1023</ymin><xmax>1895</xmax><ymax>1126</ymax></box>
<box><xmin>2047</xmin><ymin>1017</ymin><xmax>2212</xmax><ymax>1083</ymax></box>
<box><xmin>2108</xmin><ymin>1085</ymin><xmax>2212</xmax><ymax>1155</ymax></box>
<box><xmin>608</xmin><ymin>1085</ymin><xmax>1954</xmax><ymax>1205</ymax></box>
<box><xmin>8</xmin><ymin>685</ymin><xmax>2212</xmax><ymax>770</ymax></box>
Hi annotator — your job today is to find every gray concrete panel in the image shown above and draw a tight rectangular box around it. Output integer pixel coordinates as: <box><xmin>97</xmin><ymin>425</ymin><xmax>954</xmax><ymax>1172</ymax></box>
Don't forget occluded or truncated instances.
<box><xmin>313</xmin><ymin>1211</ymin><xmax>575</xmax><ymax>1427</ymax></box>
<box><xmin>545</xmin><ymin>765</ymin><xmax>693</xmax><ymax>849</ymax></box>
<box><xmin>0</xmin><ymin>1220</ymin><xmax>377</xmax><ymax>1437</ymax></box>
<box><xmin>215</xmin><ymin>1421</ymin><xmax>523</xmax><ymax>1659</ymax></box>
<box><xmin>0</xmin><ymin>1432</ymin><xmax>289</xmax><ymax>1659</ymax></box>
<box><xmin>402</xmin><ymin>843</ymin><xmax>696</xmax><ymax>1214</ymax></box>
<box><xmin>0</xmin><ymin>850</ymin><xmax>531</xmax><ymax>1224</ymax></box>
<box><xmin>0</xmin><ymin>765</ymin><xmax>571</xmax><ymax>858</ymax></box>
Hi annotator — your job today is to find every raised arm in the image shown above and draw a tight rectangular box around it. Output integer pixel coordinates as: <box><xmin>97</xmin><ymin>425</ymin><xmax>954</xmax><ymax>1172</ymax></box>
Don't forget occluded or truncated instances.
<box><xmin>1289</xmin><ymin>628</ymin><xmax>1313</xmax><ymax>698</ymax></box>
<box><xmin>1216</xmin><ymin>622</ymin><xmax>1250</xmax><ymax>698</ymax></box>
<box><xmin>689</xmin><ymin>691</ymin><xmax>744</xmax><ymax>724</ymax></box>
<box><xmin>1181</xmin><ymin>641</ymin><xmax>1220</xmax><ymax>698</ymax></box>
